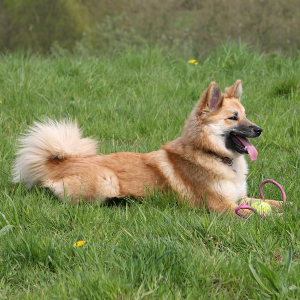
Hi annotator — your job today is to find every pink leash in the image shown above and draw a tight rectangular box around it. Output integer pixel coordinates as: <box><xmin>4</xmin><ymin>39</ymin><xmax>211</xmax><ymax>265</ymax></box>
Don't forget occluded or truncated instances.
<box><xmin>235</xmin><ymin>179</ymin><xmax>286</xmax><ymax>219</ymax></box>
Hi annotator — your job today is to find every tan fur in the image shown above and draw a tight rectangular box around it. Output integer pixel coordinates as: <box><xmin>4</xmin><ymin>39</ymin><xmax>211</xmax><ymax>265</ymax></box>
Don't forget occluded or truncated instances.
<box><xmin>12</xmin><ymin>81</ymin><xmax>283</xmax><ymax>216</ymax></box>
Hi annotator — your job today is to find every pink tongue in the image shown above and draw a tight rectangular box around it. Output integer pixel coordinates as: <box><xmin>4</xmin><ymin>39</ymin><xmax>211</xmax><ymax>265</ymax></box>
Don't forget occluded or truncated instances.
<box><xmin>235</xmin><ymin>136</ymin><xmax>258</xmax><ymax>161</ymax></box>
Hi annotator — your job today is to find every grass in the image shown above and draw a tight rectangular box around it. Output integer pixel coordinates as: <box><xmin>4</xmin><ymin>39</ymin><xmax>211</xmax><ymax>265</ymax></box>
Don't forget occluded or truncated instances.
<box><xmin>0</xmin><ymin>44</ymin><xmax>300</xmax><ymax>299</ymax></box>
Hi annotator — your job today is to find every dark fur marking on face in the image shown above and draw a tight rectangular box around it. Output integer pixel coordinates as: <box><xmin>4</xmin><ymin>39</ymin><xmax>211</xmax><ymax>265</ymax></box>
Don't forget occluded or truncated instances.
<box><xmin>230</xmin><ymin>124</ymin><xmax>261</xmax><ymax>138</ymax></box>
<box><xmin>225</xmin><ymin>124</ymin><xmax>262</xmax><ymax>153</ymax></box>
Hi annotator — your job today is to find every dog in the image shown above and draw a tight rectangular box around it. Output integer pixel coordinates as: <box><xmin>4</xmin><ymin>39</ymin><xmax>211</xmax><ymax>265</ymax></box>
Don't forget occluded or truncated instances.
<box><xmin>12</xmin><ymin>80</ymin><xmax>282</xmax><ymax>216</ymax></box>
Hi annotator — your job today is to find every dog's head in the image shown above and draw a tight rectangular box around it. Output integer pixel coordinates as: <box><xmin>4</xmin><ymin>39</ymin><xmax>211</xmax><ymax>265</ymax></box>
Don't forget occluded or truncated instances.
<box><xmin>183</xmin><ymin>80</ymin><xmax>262</xmax><ymax>161</ymax></box>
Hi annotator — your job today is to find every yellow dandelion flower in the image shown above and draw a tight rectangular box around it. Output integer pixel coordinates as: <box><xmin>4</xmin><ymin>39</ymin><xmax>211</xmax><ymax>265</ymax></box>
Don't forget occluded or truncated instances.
<box><xmin>0</xmin><ymin>100</ymin><xmax>2</xmax><ymax>103</ymax></box>
<box><xmin>188</xmin><ymin>60</ymin><xmax>196</xmax><ymax>64</ymax></box>
<box><xmin>195</xmin><ymin>62</ymin><xmax>198</xmax><ymax>65</ymax></box>
<box><xmin>73</xmin><ymin>241</ymin><xmax>86</xmax><ymax>247</ymax></box>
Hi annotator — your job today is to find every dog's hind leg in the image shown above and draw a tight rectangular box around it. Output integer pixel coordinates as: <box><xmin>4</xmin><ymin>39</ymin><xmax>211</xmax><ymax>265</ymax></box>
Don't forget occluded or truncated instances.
<box><xmin>45</xmin><ymin>166</ymin><xmax>120</xmax><ymax>204</ymax></box>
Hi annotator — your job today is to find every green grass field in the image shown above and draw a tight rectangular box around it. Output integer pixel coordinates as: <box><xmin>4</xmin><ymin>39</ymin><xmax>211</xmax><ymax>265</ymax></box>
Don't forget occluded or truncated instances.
<box><xmin>0</xmin><ymin>45</ymin><xmax>300</xmax><ymax>299</ymax></box>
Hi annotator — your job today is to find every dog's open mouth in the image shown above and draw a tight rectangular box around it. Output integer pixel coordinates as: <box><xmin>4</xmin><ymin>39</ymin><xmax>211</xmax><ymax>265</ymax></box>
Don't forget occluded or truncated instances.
<box><xmin>230</xmin><ymin>133</ymin><xmax>258</xmax><ymax>161</ymax></box>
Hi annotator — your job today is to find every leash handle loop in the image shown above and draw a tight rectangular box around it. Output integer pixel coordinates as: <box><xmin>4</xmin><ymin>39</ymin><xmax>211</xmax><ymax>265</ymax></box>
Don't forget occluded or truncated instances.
<box><xmin>235</xmin><ymin>204</ymin><xmax>256</xmax><ymax>219</ymax></box>
<box><xmin>259</xmin><ymin>179</ymin><xmax>286</xmax><ymax>208</ymax></box>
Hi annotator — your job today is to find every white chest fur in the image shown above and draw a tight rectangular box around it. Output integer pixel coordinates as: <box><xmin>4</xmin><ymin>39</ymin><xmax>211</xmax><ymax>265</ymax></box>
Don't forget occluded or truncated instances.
<box><xmin>211</xmin><ymin>156</ymin><xmax>248</xmax><ymax>204</ymax></box>
<box><xmin>230</xmin><ymin>157</ymin><xmax>248</xmax><ymax>202</ymax></box>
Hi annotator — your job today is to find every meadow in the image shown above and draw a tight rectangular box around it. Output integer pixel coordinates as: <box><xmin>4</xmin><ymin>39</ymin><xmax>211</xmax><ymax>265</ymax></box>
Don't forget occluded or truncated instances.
<box><xmin>0</xmin><ymin>45</ymin><xmax>300</xmax><ymax>299</ymax></box>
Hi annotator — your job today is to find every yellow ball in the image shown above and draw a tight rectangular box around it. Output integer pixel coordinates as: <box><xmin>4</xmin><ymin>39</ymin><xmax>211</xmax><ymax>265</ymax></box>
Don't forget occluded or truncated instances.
<box><xmin>252</xmin><ymin>201</ymin><xmax>272</xmax><ymax>214</ymax></box>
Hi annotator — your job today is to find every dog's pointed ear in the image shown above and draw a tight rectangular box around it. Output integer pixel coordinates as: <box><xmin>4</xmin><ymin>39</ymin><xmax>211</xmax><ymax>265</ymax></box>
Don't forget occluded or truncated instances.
<box><xmin>206</xmin><ymin>82</ymin><xmax>223</xmax><ymax>111</ymax></box>
<box><xmin>225</xmin><ymin>80</ymin><xmax>242</xmax><ymax>100</ymax></box>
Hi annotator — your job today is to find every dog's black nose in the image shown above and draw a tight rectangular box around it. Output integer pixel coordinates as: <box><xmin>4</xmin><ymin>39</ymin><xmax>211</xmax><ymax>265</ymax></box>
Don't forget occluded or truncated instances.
<box><xmin>253</xmin><ymin>127</ymin><xmax>262</xmax><ymax>135</ymax></box>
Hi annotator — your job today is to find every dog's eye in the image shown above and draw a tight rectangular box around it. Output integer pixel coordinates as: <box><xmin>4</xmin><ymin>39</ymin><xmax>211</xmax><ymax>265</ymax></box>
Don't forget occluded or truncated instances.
<box><xmin>228</xmin><ymin>116</ymin><xmax>238</xmax><ymax>121</ymax></box>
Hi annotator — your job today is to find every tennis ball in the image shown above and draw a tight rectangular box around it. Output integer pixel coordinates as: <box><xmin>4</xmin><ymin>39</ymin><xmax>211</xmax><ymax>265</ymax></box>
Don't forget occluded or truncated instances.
<box><xmin>252</xmin><ymin>201</ymin><xmax>272</xmax><ymax>214</ymax></box>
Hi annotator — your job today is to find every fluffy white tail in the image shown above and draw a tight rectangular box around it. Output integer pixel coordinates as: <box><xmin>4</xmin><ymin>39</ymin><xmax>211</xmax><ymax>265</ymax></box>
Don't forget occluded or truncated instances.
<box><xmin>12</xmin><ymin>119</ymin><xmax>98</xmax><ymax>188</ymax></box>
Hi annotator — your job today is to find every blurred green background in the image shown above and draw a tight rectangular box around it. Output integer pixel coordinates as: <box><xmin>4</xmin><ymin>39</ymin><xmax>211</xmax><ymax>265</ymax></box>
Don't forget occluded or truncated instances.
<box><xmin>1</xmin><ymin>0</ymin><xmax>300</xmax><ymax>55</ymax></box>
